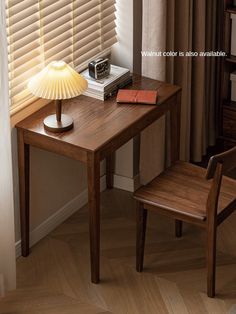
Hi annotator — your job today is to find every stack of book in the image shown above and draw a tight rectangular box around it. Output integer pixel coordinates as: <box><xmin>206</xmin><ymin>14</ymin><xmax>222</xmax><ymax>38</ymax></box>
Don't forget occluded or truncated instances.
<box><xmin>80</xmin><ymin>65</ymin><xmax>132</xmax><ymax>100</ymax></box>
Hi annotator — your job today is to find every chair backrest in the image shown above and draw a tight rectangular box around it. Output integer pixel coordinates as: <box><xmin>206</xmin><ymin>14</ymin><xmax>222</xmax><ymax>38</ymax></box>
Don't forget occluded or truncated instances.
<box><xmin>206</xmin><ymin>146</ymin><xmax>236</xmax><ymax>180</ymax></box>
<box><xmin>205</xmin><ymin>147</ymin><xmax>236</xmax><ymax>220</ymax></box>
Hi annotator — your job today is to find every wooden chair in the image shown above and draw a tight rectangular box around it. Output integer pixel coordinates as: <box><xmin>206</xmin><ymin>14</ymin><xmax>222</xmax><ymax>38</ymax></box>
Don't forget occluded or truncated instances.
<box><xmin>133</xmin><ymin>147</ymin><xmax>236</xmax><ymax>297</ymax></box>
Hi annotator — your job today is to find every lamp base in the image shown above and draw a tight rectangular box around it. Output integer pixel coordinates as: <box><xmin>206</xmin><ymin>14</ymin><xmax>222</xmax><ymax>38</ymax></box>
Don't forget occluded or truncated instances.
<box><xmin>43</xmin><ymin>114</ymin><xmax>73</xmax><ymax>133</ymax></box>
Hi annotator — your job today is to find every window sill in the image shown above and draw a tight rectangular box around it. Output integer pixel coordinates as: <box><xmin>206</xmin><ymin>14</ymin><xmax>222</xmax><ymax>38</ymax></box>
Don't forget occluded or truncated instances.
<box><xmin>10</xmin><ymin>98</ymin><xmax>51</xmax><ymax>127</ymax></box>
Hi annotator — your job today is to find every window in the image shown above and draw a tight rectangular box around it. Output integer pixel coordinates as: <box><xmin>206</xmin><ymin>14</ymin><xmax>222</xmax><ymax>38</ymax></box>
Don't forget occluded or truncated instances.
<box><xmin>6</xmin><ymin>0</ymin><xmax>117</xmax><ymax>115</ymax></box>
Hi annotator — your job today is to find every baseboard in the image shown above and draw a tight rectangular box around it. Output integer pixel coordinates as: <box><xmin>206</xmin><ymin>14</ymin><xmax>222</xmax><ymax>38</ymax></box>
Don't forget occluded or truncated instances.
<box><xmin>15</xmin><ymin>173</ymin><xmax>139</xmax><ymax>258</ymax></box>
<box><xmin>15</xmin><ymin>175</ymin><xmax>107</xmax><ymax>258</ymax></box>
<box><xmin>114</xmin><ymin>173</ymin><xmax>140</xmax><ymax>192</ymax></box>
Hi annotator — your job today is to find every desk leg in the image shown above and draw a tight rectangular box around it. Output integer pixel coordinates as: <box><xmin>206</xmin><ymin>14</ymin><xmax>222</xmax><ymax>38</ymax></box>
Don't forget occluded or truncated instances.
<box><xmin>87</xmin><ymin>152</ymin><xmax>100</xmax><ymax>283</ymax></box>
<box><xmin>106</xmin><ymin>153</ymin><xmax>115</xmax><ymax>189</ymax></box>
<box><xmin>18</xmin><ymin>130</ymin><xmax>30</xmax><ymax>257</ymax></box>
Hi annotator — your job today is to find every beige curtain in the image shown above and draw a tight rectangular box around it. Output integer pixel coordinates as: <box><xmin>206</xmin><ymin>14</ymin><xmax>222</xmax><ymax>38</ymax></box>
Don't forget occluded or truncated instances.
<box><xmin>0</xmin><ymin>1</ymin><xmax>16</xmax><ymax>295</ymax></box>
<box><xmin>140</xmin><ymin>0</ymin><xmax>167</xmax><ymax>184</ymax></box>
<box><xmin>140</xmin><ymin>0</ymin><xmax>217</xmax><ymax>183</ymax></box>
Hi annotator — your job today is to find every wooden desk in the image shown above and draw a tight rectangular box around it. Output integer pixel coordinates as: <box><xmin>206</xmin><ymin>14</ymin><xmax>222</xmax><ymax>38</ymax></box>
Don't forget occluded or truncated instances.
<box><xmin>16</xmin><ymin>75</ymin><xmax>181</xmax><ymax>283</ymax></box>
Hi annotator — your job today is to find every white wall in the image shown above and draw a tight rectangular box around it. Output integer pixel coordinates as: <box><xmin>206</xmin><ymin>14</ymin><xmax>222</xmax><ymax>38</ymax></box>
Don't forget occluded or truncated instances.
<box><xmin>111</xmin><ymin>0</ymin><xmax>133</xmax><ymax>71</ymax></box>
<box><xmin>12</xmin><ymin>128</ymin><xmax>106</xmax><ymax>243</ymax></box>
<box><xmin>111</xmin><ymin>0</ymin><xmax>134</xmax><ymax>179</ymax></box>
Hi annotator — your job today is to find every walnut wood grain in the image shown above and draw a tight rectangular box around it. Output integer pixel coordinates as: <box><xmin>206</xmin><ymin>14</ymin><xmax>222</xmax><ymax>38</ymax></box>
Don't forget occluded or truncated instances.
<box><xmin>87</xmin><ymin>152</ymin><xmax>100</xmax><ymax>283</ymax></box>
<box><xmin>16</xmin><ymin>74</ymin><xmax>181</xmax><ymax>284</ymax></box>
<box><xmin>136</xmin><ymin>202</ymin><xmax>147</xmax><ymax>272</ymax></box>
<box><xmin>134</xmin><ymin>161</ymin><xmax>236</xmax><ymax>221</ymax></box>
<box><xmin>16</xmin><ymin>76</ymin><xmax>180</xmax><ymax>155</ymax></box>
<box><xmin>4</xmin><ymin>188</ymin><xmax>236</xmax><ymax>313</ymax></box>
<box><xmin>134</xmin><ymin>148</ymin><xmax>236</xmax><ymax>297</ymax></box>
<box><xmin>206</xmin><ymin>163</ymin><xmax>223</xmax><ymax>297</ymax></box>
<box><xmin>106</xmin><ymin>153</ymin><xmax>115</xmax><ymax>189</ymax></box>
<box><xmin>206</xmin><ymin>146</ymin><xmax>236</xmax><ymax>178</ymax></box>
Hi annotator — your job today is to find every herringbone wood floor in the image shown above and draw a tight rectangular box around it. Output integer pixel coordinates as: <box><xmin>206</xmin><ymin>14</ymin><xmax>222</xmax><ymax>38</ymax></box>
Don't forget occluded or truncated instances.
<box><xmin>1</xmin><ymin>189</ymin><xmax>236</xmax><ymax>314</ymax></box>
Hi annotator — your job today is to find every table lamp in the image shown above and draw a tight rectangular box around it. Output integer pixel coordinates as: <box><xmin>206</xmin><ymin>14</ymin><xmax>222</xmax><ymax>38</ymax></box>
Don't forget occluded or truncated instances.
<box><xmin>28</xmin><ymin>61</ymin><xmax>88</xmax><ymax>133</ymax></box>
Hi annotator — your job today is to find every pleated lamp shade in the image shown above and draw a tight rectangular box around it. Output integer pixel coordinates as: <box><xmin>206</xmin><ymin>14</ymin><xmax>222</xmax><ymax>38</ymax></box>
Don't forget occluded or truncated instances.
<box><xmin>27</xmin><ymin>61</ymin><xmax>88</xmax><ymax>99</ymax></box>
<box><xmin>27</xmin><ymin>61</ymin><xmax>88</xmax><ymax>133</ymax></box>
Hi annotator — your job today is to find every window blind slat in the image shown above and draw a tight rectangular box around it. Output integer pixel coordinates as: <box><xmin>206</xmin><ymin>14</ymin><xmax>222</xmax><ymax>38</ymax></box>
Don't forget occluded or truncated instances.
<box><xmin>8</xmin><ymin>32</ymin><xmax>40</xmax><ymax>57</ymax></box>
<box><xmin>73</xmin><ymin>8</ymin><xmax>100</xmax><ymax>29</ymax></box>
<box><xmin>73</xmin><ymin>0</ymin><xmax>115</xmax><ymax>19</ymax></box>
<box><xmin>41</xmin><ymin>0</ymin><xmax>73</xmax><ymax>67</ymax></box>
<box><xmin>44</xmin><ymin>28</ymin><xmax>73</xmax><ymax>52</ymax></box>
<box><xmin>11</xmin><ymin>52</ymin><xmax>42</xmax><ymax>76</ymax></box>
<box><xmin>11</xmin><ymin>93</ymin><xmax>36</xmax><ymax>113</ymax></box>
<box><xmin>73</xmin><ymin>1</ymin><xmax>100</xmax><ymax>19</ymax></box>
<box><xmin>74</xmin><ymin>22</ymin><xmax>101</xmax><ymax>43</ymax></box>
<box><xmin>102</xmin><ymin>12</ymin><xmax>117</xmax><ymax>27</ymax></box>
<box><xmin>102</xmin><ymin>29</ymin><xmax>117</xmax><ymax>42</ymax></box>
<box><xmin>6</xmin><ymin>5</ymin><xmax>38</xmax><ymax>26</ymax></box>
<box><xmin>45</xmin><ymin>40</ymin><xmax>73</xmax><ymax>60</ymax></box>
<box><xmin>9</xmin><ymin>13</ymin><xmax>39</xmax><ymax>35</ymax></box>
<box><xmin>74</xmin><ymin>39</ymin><xmax>102</xmax><ymax>60</ymax></box>
<box><xmin>42</xmin><ymin>0</ymin><xmax>70</xmax><ymax>13</ymax></box>
<box><xmin>102</xmin><ymin>37</ymin><xmax>117</xmax><ymax>50</ymax></box>
<box><xmin>102</xmin><ymin>21</ymin><xmax>116</xmax><ymax>36</ymax></box>
<box><xmin>43</xmin><ymin>14</ymin><xmax>72</xmax><ymax>35</ymax></box>
<box><xmin>74</xmin><ymin>14</ymin><xmax>100</xmax><ymax>36</ymax></box>
<box><xmin>74</xmin><ymin>14</ymin><xmax>116</xmax><ymax>46</ymax></box>
<box><xmin>11</xmin><ymin>65</ymin><xmax>43</xmax><ymax>96</ymax></box>
<box><xmin>45</xmin><ymin>52</ymin><xmax>72</xmax><ymax>67</ymax></box>
<box><xmin>74</xmin><ymin>31</ymin><xmax>101</xmax><ymax>51</ymax></box>
<box><xmin>42</xmin><ymin>3</ymin><xmax>72</xmax><ymax>26</ymax></box>
<box><xmin>6</xmin><ymin>0</ymin><xmax>117</xmax><ymax>111</ymax></box>
<box><xmin>101</xmin><ymin>5</ymin><xmax>116</xmax><ymax>20</ymax></box>
<box><xmin>74</xmin><ymin>47</ymin><xmax>101</xmax><ymax>67</ymax></box>
<box><xmin>73</xmin><ymin>2</ymin><xmax>116</xmax><ymax>27</ymax></box>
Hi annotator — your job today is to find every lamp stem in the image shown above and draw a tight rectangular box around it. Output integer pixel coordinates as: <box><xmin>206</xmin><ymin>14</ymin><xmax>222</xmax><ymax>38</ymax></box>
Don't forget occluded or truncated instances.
<box><xmin>55</xmin><ymin>99</ymin><xmax>62</xmax><ymax>122</ymax></box>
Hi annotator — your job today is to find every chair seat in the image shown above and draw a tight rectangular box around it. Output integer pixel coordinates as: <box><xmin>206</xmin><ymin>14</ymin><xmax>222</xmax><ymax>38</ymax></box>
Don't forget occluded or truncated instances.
<box><xmin>134</xmin><ymin>161</ymin><xmax>236</xmax><ymax>221</ymax></box>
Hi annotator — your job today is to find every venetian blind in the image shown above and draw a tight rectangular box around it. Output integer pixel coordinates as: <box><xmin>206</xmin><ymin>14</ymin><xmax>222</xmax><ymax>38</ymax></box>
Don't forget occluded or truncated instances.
<box><xmin>6</xmin><ymin>0</ymin><xmax>117</xmax><ymax>114</ymax></box>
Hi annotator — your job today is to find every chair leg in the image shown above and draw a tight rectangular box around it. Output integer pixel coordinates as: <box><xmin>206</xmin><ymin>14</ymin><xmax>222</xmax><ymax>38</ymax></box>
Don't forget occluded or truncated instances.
<box><xmin>136</xmin><ymin>202</ymin><xmax>147</xmax><ymax>272</ymax></box>
<box><xmin>175</xmin><ymin>220</ymin><xmax>182</xmax><ymax>238</ymax></box>
<box><xmin>207</xmin><ymin>225</ymin><xmax>217</xmax><ymax>298</ymax></box>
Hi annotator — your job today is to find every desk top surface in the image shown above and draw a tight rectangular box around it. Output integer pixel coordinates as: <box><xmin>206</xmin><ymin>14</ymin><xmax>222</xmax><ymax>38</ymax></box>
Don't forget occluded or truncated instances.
<box><xmin>16</xmin><ymin>75</ymin><xmax>180</xmax><ymax>152</ymax></box>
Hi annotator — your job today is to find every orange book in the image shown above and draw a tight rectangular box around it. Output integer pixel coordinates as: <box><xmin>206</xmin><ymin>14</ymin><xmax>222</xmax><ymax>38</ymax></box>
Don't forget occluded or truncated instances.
<box><xmin>116</xmin><ymin>89</ymin><xmax>158</xmax><ymax>105</ymax></box>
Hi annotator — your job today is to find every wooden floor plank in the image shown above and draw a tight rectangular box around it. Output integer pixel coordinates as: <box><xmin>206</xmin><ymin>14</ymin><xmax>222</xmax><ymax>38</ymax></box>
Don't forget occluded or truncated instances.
<box><xmin>1</xmin><ymin>189</ymin><xmax>236</xmax><ymax>314</ymax></box>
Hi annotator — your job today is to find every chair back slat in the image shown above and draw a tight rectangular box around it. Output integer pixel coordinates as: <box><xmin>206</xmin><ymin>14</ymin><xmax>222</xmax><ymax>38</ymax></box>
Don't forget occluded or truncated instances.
<box><xmin>206</xmin><ymin>163</ymin><xmax>223</xmax><ymax>218</ymax></box>
<box><xmin>206</xmin><ymin>147</ymin><xmax>236</xmax><ymax>180</ymax></box>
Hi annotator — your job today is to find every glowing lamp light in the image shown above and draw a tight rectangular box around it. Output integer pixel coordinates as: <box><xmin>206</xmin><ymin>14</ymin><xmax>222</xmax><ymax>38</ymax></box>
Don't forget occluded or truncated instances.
<box><xmin>28</xmin><ymin>61</ymin><xmax>88</xmax><ymax>132</ymax></box>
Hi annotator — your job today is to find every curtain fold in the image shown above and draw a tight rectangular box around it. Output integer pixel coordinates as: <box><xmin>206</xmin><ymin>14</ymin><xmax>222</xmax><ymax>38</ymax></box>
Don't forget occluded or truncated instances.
<box><xmin>167</xmin><ymin>0</ymin><xmax>217</xmax><ymax>162</ymax></box>
<box><xmin>140</xmin><ymin>0</ymin><xmax>167</xmax><ymax>185</ymax></box>
<box><xmin>140</xmin><ymin>0</ymin><xmax>218</xmax><ymax>183</ymax></box>
<box><xmin>0</xmin><ymin>1</ymin><xmax>16</xmax><ymax>295</ymax></box>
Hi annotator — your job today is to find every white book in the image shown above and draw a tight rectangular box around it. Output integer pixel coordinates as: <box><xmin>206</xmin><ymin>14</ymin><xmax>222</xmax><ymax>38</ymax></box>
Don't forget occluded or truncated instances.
<box><xmin>85</xmin><ymin>74</ymin><xmax>130</xmax><ymax>94</ymax></box>
<box><xmin>83</xmin><ymin>76</ymin><xmax>133</xmax><ymax>101</ymax></box>
<box><xmin>81</xmin><ymin>65</ymin><xmax>130</xmax><ymax>92</ymax></box>
<box><xmin>83</xmin><ymin>73</ymin><xmax>131</xmax><ymax>96</ymax></box>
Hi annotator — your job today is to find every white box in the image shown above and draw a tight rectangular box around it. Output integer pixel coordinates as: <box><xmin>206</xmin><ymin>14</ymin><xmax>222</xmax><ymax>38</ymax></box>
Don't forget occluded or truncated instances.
<box><xmin>231</xmin><ymin>14</ymin><xmax>236</xmax><ymax>56</ymax></box>
<box><xmin>231</xmin><ymin>71</ymin><xmax>236</xmax><ymax>102</ymax></box>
